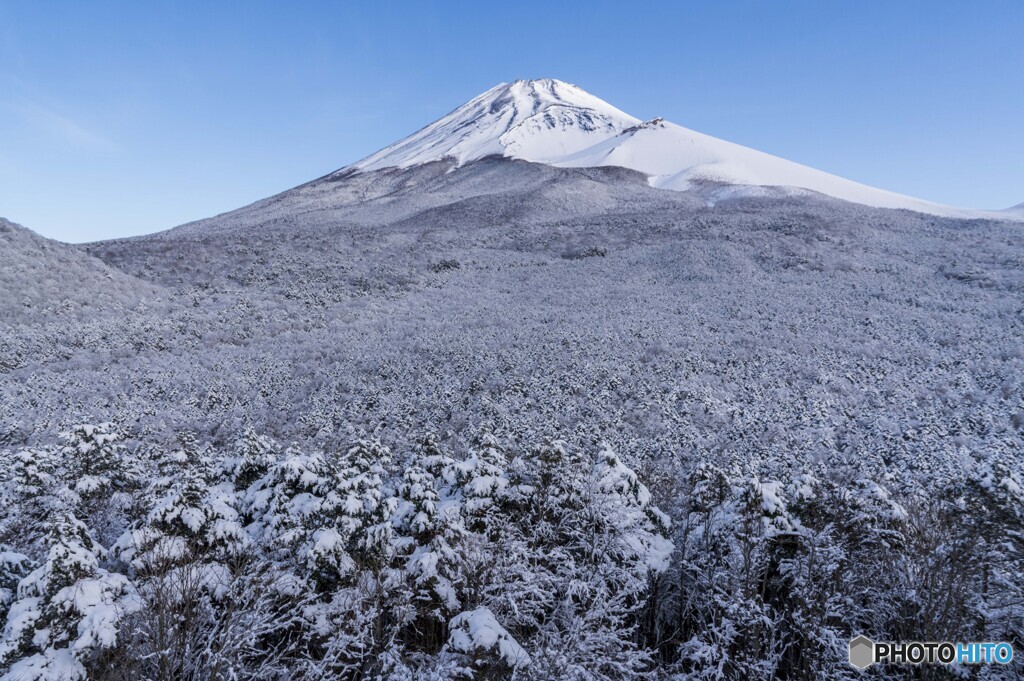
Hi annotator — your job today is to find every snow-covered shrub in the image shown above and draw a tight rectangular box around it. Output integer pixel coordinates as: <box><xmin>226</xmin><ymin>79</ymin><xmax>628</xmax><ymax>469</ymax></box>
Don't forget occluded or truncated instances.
<box><xmin>447</xmin><ymin>606</ymin><xmax>529</xmax><ymax>671</ymax></box>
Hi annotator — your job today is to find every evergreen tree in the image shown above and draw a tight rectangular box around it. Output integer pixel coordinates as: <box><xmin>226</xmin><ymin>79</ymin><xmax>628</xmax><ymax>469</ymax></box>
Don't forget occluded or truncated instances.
<box><xmin>59</xmin><ymin>423</ymin><xmax>131</xmax><ymax>507</ymax></box>
<box><xmin>0</xmin><ymin>449</ymin><xmax>61</xmax><ymax>557</ymax></box>
<box><xmin>228</xmin><ymin>427</ymin><xmax>279</xmax><ymax>492</ymax></box>
<box><xmin>952</xmin><ymin>456</ymin><xmax>1024</xmax><ymax>645</ymax></box>
<box><xmin>0</xmin><ymin>511</ymin><xmax>139</xmax><ymax>681</ymax></box>
<box><xmin>395</xmin><ymin>462</ymin><xmax>468</xmax><ymax>653</ymax></box>
<box><xmin>445</xmin><ymin>606</ymin><xmax>530</xmax><ymax>675</ymax></box>
<box><xmin>455</xmin><ymin>433</ymin><xmax>509</xmax><ymax>540</ymax></box>
<box><xmin>0</xmin><ymin>551</ymin><xmax>31</xmax><ymax>634</ymax></box>
<box><xmin>116</xmin><ymin>442</ymin><xmax>246</xmax><ymax>576</ymax></box>
<box><xmin>245</xmin><ymin>448</ymin><xmax>350</xmax><ymax>593</ymax></box>
<box><xmin>417</xmin><ymin>433</ymin><xmax>457</xmax><ymax>489</ymax></box>
<box><xmin>337</xmin><ymin>438</ymin><xmax>396</xmax><ymax>570</ymax></box>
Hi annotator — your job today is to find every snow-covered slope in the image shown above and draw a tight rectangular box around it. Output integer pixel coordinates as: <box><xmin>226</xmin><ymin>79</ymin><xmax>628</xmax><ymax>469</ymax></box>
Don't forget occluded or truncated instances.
<box><xmin>348</xmin><ymin>79</ymin><xmax>1013</xmax><ymax>220</ymax></box>
<box><xmin>555</xmin><ymin>118</ymin><xmax>977</xmax><ymax>216</ymax></box>
<box><xmin>353</xmin><ymin>79</ymin><xmax>639</xmax><ymax>171</ymax></box>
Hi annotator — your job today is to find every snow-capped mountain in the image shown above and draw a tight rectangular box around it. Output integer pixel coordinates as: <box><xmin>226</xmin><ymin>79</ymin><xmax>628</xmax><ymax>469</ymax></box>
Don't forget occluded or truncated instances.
<box><xmin>6</xmin><ymin>77</ymin><xmax>1024</xmax><ymax>681</ymax></box>
<box><xmin>353</xmin><ymin>79</ymin><xmax>640</xmax><ymax>171</ymax></box>
<box><xmin>348</xmin><ymin>79</ymin><xmax>1009</xmax><ymax>220</ymax></box>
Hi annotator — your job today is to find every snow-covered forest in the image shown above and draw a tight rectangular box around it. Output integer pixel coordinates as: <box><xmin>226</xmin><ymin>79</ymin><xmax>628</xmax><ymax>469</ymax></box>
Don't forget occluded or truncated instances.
<box><xmin>2</xmin><ymin>150</ymin><xmax>1024</xmax><ymax>679</ymax></box>
<box><xmin>1</xmin><ymin>422</ymin><xmax>1020</xmax><ymax>680</ymax></box>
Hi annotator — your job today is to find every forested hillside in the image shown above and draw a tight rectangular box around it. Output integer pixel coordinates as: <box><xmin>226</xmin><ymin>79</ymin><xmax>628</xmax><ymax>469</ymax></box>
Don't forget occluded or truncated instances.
<box><xmin>2</xmin><ymin>157</ymin><xmax>1023</xmax><ymax>678</ymax></box>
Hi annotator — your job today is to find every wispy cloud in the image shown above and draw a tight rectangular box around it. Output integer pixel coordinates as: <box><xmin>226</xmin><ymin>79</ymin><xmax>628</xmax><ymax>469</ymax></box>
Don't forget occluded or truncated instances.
<box><xmin>8</xmin><ymin>96</ymin><xmax>116</xmax><ymax>152</ymax></box>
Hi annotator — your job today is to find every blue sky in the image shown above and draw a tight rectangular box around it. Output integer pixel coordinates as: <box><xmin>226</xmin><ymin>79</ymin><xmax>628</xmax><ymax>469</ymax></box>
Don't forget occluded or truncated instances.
<box><xmin>2</xmin><ymin>1</ymin><xmax>1022</xmax><ymax>242</ymax></box>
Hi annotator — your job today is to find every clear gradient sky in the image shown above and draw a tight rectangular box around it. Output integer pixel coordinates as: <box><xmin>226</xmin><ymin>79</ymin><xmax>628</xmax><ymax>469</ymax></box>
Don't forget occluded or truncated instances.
<box><xmin>2</xmin><ymin>1</ymin><xmax>1022</xmax><ymax>242</ymax></box>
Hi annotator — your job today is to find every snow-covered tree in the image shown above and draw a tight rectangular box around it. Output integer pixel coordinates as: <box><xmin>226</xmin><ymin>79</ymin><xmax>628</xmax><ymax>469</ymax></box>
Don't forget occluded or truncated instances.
<box><xmin>483</xmin><ymin>440</ymin><xmax>672</xmax><ymax>680</ymax></box>
<box><xmin>0</xmin><ymin>449</ymin><xmax>61</xmax><ymax>557</ymax></box>
<box><xmin>336</xmin><ymin>438</ymin><xmax>396</xmax><ymax>570</ymax></box>
<box><xmin>942</xmin><ymin>455</ymin><xmax>1024</xmax><ymax>646</ymax></box>
<box><xmin>6</xmin><ymin>417</ymin><xmax>1013</xmax><ymax>680</ymax></box>
<box><xmin>0</xmin><ymin>551</ymin><xmax>31</xmax><ymax>632</ymax></box>
<box><xmin>245</xmin><ymin>448</ymin><xmax>347</xmax><ymax>592</ymax></box>
<box><xmin>244</xmin><ymin>441</ymin><xmax>407</xmax><ymax>677</ymax></box>
<box><xmin>591</xmin><ymin>443</ymin><xmax>673</xmax><ymax>574</ymax></box>
<box><xmin>528</xmin><ymin>443</ymin><xmax>670</xmax><ymax>680</ymax></box>
<box><xmin>454</xmin><ymin>433</ymin><xmax>509</xmax><ymax>541</ymax></box>
<box><xmin>227</xmin><ymin>427</ymin><xmax>279</xmax><ymax>492</ymax></box>
<box><xmin>395</xmin><ymin>462</ymin><xmax>468</xmax><ymax>652</ymax></box>
<box><xmin>417</xmin><ymin>433</ymin><xmax>459</xmax><ymax>496</ymax></box>
<box><xmin>0</xmin><ymin>511</ymin><xmax>139</xmax><ymax>681</ymax></box>
<box><xmin>59</xmin><ymin>423</ymin><xmax>132</xmax><ymax>507</ymax></box>
<box><xmin>671</xmin><ymin>463</ymin><xmax>788</xmax><ymax>679</ymax></box>
<box><xmin>116</xmin><ymin>443</ymin><xmax>246</xmax><ymax>576</ymax></box>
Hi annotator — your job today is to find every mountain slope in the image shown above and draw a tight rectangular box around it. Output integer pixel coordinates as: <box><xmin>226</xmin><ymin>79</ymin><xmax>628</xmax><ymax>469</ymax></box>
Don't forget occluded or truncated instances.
<box><xmin>345</xmin><ymin>79</ymin><xmax>1013</xmax><ymax>220</ymax></box>
<box><xmin>0</xmin><ymin>218</ymin><xmax>161</xmax><ymax>324</ymax></box>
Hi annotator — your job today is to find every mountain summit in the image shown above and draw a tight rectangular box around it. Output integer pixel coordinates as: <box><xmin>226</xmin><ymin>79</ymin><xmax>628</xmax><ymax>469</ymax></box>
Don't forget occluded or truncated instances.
<box><xmin>353</xmin><ymin>79</ymin><xmax>640</xmax><ymax>172</ymax></box>
<box><xmin>349</xmin><ymin>79</ymin><xmax>1003</xmax><ymax>219</ymax></box>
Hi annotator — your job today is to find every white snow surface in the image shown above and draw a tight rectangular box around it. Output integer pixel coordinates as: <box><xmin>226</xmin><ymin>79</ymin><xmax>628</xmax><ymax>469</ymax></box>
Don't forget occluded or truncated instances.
<box><xmin>349</xmin><ymin>79</ymin><xmax>1015</xmax><ymax>220</ymax></box>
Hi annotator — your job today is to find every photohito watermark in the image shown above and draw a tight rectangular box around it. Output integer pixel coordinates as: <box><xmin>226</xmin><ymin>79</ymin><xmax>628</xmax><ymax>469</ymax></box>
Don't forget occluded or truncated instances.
<box><xmin>849</xmin><ymin>636</ymin><xmax>1014</xmax><ymax>669</ymax></box>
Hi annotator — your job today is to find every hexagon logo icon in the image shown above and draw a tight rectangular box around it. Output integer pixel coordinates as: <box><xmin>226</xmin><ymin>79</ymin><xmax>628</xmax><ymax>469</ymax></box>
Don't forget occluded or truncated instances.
<box><xmin>849</xmin><ymin>635</ymin><xmax>875</xmax><ymax>669</ymax></box>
